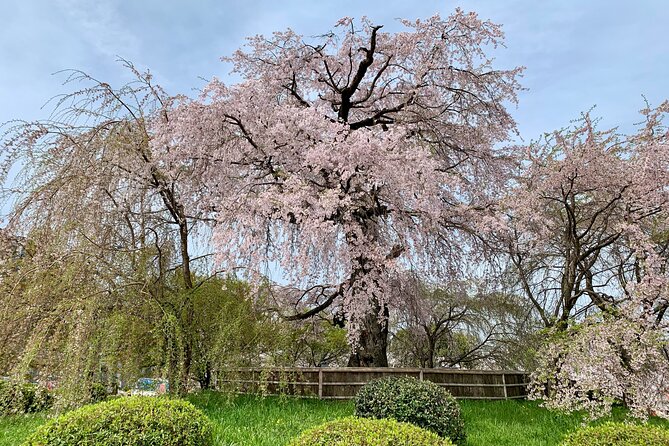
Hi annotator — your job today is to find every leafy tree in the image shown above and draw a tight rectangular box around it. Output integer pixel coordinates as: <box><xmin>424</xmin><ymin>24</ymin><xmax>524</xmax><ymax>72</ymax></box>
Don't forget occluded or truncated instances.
<box><xmin>0</xmin><ymin>63</ymin><xmax>216</xmax><ymax>396</ymax></box>
<box><xmin>389</xmin><ymin>274</ymin><xmax>538</xmax><ymax>369</ymax></box>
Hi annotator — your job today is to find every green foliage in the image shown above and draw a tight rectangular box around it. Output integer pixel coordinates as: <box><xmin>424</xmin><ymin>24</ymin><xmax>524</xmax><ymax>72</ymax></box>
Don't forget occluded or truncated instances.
<box><xmin>0</xmin><ymin>381</ymin><xmax>52</xmax><ymax>416</ymax></box>
<box><xmin>287</xmin><ymin>416</ymin><xmax>453</xmax><ymax>446</ymax></box>
<box><xmin>22</xmin><ymin>396</ymin><xmax>213</xmax><ymax>446</ymax></box>
<box><xmin>191</xmin><ymin>277</ymin><xmax>349</xmax><ymax>378</ymax></box>
<box><xmin>355</xmin><ymin>377</ymin><xmax>466</xmax><ymax>445</ymax></box>
<box><xmin>190</xmin><ymin>277</ymin><xmax>258</xmax><ymax>377</ymax></box>
<box><xmin>560</xmin><ymin>422</ymin><xmax>669</xmax><ymax>446</ymax></box>
<box><xmin>88</xmin><ymin>382</ymin><xmax>109</xmax><ymax>403</ymax></box>
<box><xmin>269</xmin><ymin>319</ymin><xmax>350</xmax><ymax>367</ymax></box>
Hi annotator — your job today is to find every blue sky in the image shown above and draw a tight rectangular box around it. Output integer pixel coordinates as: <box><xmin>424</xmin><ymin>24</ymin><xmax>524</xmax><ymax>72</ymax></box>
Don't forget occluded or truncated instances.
<box><xmin>1</xmin><ymin>0</ymin><xmax>667</xmax><ymax>141</ymax></box>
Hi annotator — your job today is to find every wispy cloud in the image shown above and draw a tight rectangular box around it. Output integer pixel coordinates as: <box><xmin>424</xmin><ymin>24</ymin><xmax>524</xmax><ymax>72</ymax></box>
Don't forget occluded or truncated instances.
<box><xmin>57</xmin><ymin>0</ymin><xmax>140</xmax><ymax>60</ymax></box>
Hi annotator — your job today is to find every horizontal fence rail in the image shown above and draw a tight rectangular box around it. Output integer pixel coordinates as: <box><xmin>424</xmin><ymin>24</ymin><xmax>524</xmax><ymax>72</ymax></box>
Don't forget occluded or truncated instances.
<box><xmin>218</xmin><ymin>367</ymin><xmax>529</xmax><ymax>400</ymax></box>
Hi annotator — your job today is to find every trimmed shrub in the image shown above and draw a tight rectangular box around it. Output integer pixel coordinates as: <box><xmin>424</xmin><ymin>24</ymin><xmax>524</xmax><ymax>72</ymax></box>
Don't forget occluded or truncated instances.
<box><xmin>560</xmin><ymin>422</ymin><xmax>669</xmax><ymax>446</ymax></box>
<box><xmin>22</xmin><ymin>396</ymin><xmax>213</xmax><ymax>446</ymax></box>
<box><xmin>89</xmin><ymin>382</ymin><xmax>109</xmax><ymax>403</ymax></box>
<box><xmin>287</xmin><ymin>416</ymin><xmax>454</xmax><ymax>446</ymax></box>
<box><xmin>0</xmin><ymin>380</ymin><xmax>53</xmax><ymax>415</ymax></box>
<box><xmin>355</xmin><ymin>376</ymin><xmax>466</xmax><ymax>445</ymax></box>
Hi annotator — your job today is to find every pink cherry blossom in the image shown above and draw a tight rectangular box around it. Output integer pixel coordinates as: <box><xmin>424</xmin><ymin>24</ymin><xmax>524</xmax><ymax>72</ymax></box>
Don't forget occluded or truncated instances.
<box><xmin>154</xmin><ymin>10</ymin><xmax>523</xmax><ymax>364</ymax></box>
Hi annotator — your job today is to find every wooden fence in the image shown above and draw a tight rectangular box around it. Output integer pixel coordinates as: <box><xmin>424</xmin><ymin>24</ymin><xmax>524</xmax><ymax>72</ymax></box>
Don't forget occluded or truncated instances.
<box><xmin>218</xmin><ymin>367</ymin><xmax>529</xmax><ymax>400</ymax></box>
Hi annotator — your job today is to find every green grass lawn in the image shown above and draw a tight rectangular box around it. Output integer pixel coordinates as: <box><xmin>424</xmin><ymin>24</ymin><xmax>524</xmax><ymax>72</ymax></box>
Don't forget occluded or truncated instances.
<box><xmin>2</xmin><ymin>393</ymin><xmax>669</xmax><ymax>446</ymax></box>
<box><xmin>0</xmin><ymin>413</ymin><xmax>47</xmax><ymax>446</ymax></box>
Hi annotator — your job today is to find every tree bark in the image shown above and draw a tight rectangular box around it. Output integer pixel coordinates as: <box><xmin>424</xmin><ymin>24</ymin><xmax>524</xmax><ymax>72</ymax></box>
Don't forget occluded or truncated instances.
<box><xmin>175</xmin><ymin>214</ymin><xmax>194</xmax><ymax>395</ymax></box>
<box><xmin>197</xmin><ymin>361</ymin><xmax>212</xmax><ymax>390</ymax></box>
<box><xmin>426</xmin><ymin>334</ymin><xmax>436</xmax><ymax>369</ymax></box>
<box><xmin>347</xmin><ymin>298</ymin><xmax>389</xmax><ymax>367</ymax></box>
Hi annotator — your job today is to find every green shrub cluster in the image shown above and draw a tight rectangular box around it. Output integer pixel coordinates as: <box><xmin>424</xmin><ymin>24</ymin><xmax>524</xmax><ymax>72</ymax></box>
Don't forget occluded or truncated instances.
<box><xmin>0</xmin><ymin>380</ymin><xmax>53</xmax><ymax>415</ymax></box>
<box><xmin>22</xmin><ymin>396</ymin><xmax>213</xmax><ymax>446</ymax></box>
<box><xmin>560</xmin><ymin>422</ymin><xmax>669</xmax><ymax>446</ymax></box>
<box><xmin>355</xmin><ymin>376</ymin><xmax>466</xmax><ymax>445</ymax></box>
<box><xmin>287</xmin><ymin>416</ymin><xmax>454</xmax><ymax>446</ymax></box>
<box><xmin>89</xmin><ymin>382</ymin><xmax>110</xmax><ymax>403</ymax></box>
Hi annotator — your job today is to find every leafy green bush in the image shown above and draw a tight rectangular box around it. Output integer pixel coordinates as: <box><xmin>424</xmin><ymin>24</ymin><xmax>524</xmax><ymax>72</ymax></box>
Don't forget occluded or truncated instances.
<box><xmin>560</xmin><ymin>422</ymin><xmax>669</xmax><ymax>445</ymax></box>
<box><xmin>287</xmin><ymin>416</ymin><xmax>454</xmax><ymax>446</ymax></box>
<box><xmin>0</xmin><ymin>380</ymin><xmax>53</xmax><ymax>415</ymax></box>
<box><xmin>355</xmin><ymin>376</ymin><xmax>466</xmax><ymax>445</ymax></box>
<box><xmin>89</xmin><ymin>382</ymin><xmax>110</xmax><ymax>403</ymax></box>
<box><xmin>22</xmin><ymin>396</ymin><xmax>213</xmax><ymax>446</ymax></box>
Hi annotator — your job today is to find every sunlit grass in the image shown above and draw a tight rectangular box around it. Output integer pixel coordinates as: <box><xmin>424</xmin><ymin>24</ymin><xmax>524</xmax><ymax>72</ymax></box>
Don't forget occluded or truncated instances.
<box><xmin>460</xmin><ymin>400</ymin><xmax>669</xmax><ymax>446</ymax></box>
<box><xmin>2</xmin><ymin>393</ymin><xmax>668</xmax><ymax>446</ymax></box>
<box><xmin>0</xmin><ymin>413</ymin><xmax>47</xmax><ymax>446</ymax></box>
<box><xmin>187</xmin><ymin>393</ymin><xmax>353</xmax><ymax>446</ymax></box>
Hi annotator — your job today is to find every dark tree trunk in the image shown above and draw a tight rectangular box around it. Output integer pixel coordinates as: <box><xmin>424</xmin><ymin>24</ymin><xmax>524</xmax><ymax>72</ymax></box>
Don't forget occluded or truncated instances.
<box><xmin>157</xmin><ymin>183</ymin><xmax>195</xmax><ymax>395</ymax></box>
<box><xmin>426</xmin><ymin>335</ymin><xmax>436</xmax><ymax>369</ymax></box>
<box><xmin>178</xmin><ymin>218</ymin><xmax>194</xmax><ymax>395</ymax></box>
<box><xmin>198</xmin><ymin>362</ymin><xmax>212</xmax><ymax>390</ymax></box>
<box><xmin>347</xmin><ymin>299</ymin><xmax>389</xmax><ymax>367</ymax></box>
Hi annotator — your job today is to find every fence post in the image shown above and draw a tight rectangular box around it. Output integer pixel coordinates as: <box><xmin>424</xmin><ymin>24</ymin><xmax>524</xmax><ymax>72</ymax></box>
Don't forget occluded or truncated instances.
<box><xmin>318</xmin><ymin>369</ymin><xmax>323</xmax><ymax>399</ymax></box>
<box><xmin>502</xmin><ymin>373</ymin><xmax>508</xmax><ymax>400</ymax></box>
<box><xmin>419</xmin><ymin>369</ymin><xmax>424</xmax><ymax>381</ymax></box>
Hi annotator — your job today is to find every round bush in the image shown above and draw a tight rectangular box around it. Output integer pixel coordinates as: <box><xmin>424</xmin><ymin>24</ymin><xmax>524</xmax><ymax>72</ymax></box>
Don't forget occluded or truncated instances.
<box><xmin>355</xmin><ymin>376</ymin><xmax>466</xmax><ymax>445</ymax></box>
<box><xmin>560</xmin><ymin>422</ymin><xmax>669</xmax><ymax>446</ymax></box>
<box><xmin>22</xmin><ymin>396</ymin><xmax>213</xmax><ymax>446</ymax></box>
<box><xmin>287</xmin><ymin>417</ymin><xmax>454</xmax><ymax>446</ymax></box>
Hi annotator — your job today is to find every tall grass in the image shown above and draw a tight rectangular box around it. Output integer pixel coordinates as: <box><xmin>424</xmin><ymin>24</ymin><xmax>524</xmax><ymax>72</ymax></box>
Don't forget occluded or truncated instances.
<box><xmin>188</xmin><ymin>393</ymin><xmax>353</xmax><ymax>445</ymax></box>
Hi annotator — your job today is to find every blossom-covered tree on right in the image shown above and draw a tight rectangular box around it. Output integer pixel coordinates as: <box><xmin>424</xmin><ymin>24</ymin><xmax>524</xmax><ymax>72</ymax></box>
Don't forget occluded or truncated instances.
<box><xmin>504</xmin><ymin>103</ymin><xmax>669</xmax><ymax>418</ymax></box>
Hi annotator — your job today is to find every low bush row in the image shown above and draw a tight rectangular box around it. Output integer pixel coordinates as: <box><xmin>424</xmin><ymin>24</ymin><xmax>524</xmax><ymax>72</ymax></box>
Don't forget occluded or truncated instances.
<box><xmin>560</xmin><ymin>422</ymin><xmax>669</xmax><ymax>446</ymax></box>
<box><xmin>22</xmin><ymin>396</ymin><xmax>213</xmax><ymax>446</ymax></box>
<box><xmin>0</xmin><ymin>380</ymin><xmax>52</xmax><ymax>416</ymax></box>
<box><xmin>288</xmin><ymin>417</ymin><xmax>453</xmax><ymax>446</ymax></box>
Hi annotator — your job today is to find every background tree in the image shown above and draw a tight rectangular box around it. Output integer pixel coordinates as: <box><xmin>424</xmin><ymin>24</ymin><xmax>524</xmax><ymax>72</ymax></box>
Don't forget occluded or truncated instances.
<box><xmin>389</xmin><ymin>273</ymin><xmax>538</xmax><ymax>369</ymax></box>
<box><xmin>500</xmin><ymin>112</ymin><xmax>669</xmax><ymax>328</ymax></box>
<box><xmin>515</xmin><ymin>104</ymin><xmax>669</xmax><ymax>419</ymax></box>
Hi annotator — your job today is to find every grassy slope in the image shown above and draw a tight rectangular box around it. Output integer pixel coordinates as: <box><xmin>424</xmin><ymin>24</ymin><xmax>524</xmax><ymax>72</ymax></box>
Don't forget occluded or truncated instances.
<box><xmin>2</xmin><ymin>394</ymin><xmax>669</xmax><ymax>446</ymax></box>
